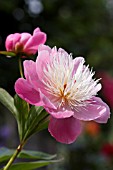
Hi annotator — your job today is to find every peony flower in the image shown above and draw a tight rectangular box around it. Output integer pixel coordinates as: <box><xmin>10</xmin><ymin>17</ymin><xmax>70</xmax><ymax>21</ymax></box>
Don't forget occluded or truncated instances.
<box><xmin>15</xmin><ymin>45</ymin><xmax>110</xmax><ymax>144</ymax></box>
<box><xmin>101</xmin><ymin>143</ymin><xmax>113</xmax><ymax>157</ymax></box>
<box><xmin>98</xmin><ymin>72</ymin><xmax>113</xmax><ymax>109</ymax></box>
<box><xmin>5</xmin><ymin>27</ymin><xmax>46</xmax><ymax>57</ymax></box>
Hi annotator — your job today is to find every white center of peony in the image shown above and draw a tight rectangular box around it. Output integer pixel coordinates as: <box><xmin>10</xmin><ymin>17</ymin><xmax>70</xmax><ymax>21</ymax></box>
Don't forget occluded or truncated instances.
<box><xmin>42</xmin><ymin>50</ymin><xmax>101</xmax><ymax>111</ymax></box>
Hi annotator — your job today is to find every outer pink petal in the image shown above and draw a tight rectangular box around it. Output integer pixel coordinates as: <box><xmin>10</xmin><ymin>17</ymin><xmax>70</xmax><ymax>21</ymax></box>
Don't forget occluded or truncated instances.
<box><xmin>41</xmin><ymin>93</ymin><xmax>57</xmax><ymax>109</ymax></box>
<box><xmin>24</xmin><ymin>60</ymin><xmax>36</xmax><ymax>79</ymax></box>
<box><xmin>5</xmin><ymin>33</ymin><xmax>21</xmax><ymax>51</ymax></box>
<box><xmin>94</xmin><ymin>97</ymin><xmax>110</xmax><ymax>123</ymax></box>
<box><xmin>38</xmin><ymin>44</ymin><xmax>51</xmax><ymax>53</ymax></box>
<box><xmin>24</xmin><ymin>32</ymin><xmax>46</xmax><ymax>54</ymax></box>
<box><xmin>73</xmin><ymin>97</ymin><xmax>110</xmax><ymax>121</ymax></box>
<box><xmin>45</xmin><ymin>107</ymin><xmax>74</xmax><ymax>119</ymax></box>
<box><xmin>15</xmin><ymin>77</ymin><xmax>56</xmax><ymax>109</ymax></box>
<box><xmin>15</xmin><ymin>78</ymin><xmax>43</xmax><ymax>106</ymax></box>
<box><xmin>23</xmin><ymin>60</ymin><xmax>39</xmax><ymax>89</ymax></box>
<box><xmin>24</xmin><ymin>58</ymin><xmax>50</xmax><ymax>94</ymax></box>
<box><xmin>20</xmin><ymin>33</ymin><xmax>31</xmax><ymax>45</ymax></box>
<box><xmin>33</xmin><ymin>27</ymin><xmax>41</xmax><ymax>34</ymax></box>
<box><xmin>13</xmin><ymin>33</ymin><xmax>21</xmax><ymax>46</ymax></box>
<box><xmin>99</xmin><ymin>72</ymin><xmax>113</xmax><ymax>108</ymax></box>
<box><xmin>48</xmin><ymin>116</ymin><xmax>82</xmax><ymax>144</ymax></box>
<box><xmin>23</xmin><ymin>59</ymin><xmax>56</xmax><ymax>109</ymax></box>
<box><xmin>36</xmin><ymin>50</ymin><xmax>50</xmax><ymax>80</ymax></box>
<box><xmin>72</xmin><ymin>57</ymin><xmax>85</xmax><ymax>75</ymax></box>
<box><xmin>58</xmin><ymin>48</ymin><xmax>69</xmax><ymax>56</ymax></box>
<box><xmin>5</xmin><ymin>34</ymin><xmax>14</xmax><ymax>50</ymax></box>
<box><xmin>36</xmin><ymin>50</ymin><xmax>60</xmax><ymax>108</ymax></box>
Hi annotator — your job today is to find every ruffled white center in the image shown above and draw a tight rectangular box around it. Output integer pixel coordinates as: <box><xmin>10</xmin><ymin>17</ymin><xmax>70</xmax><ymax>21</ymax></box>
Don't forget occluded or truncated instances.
<box><xmin>42</xmin><ymin>49</ymin><xmax>101</xmax><ymax>111</ymax></box>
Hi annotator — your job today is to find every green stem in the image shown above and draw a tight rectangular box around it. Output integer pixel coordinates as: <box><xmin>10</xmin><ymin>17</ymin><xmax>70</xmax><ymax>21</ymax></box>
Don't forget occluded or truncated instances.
<box><xmin>3</xmin><ymin>142</ymin><xmax>25</xmax><ymax>170</ymax></box>
<box><xmin>18</xmin><ymin>58</ymin><xmax>23</xmax><ymax>78</ymax></box>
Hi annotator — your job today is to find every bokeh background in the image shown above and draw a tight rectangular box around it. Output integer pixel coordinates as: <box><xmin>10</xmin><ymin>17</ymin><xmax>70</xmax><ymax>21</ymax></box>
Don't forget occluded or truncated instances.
<box><xmin>0</xmin><ymin>0</ymin><xmax>113</xmax><ymax>169</ymax></box>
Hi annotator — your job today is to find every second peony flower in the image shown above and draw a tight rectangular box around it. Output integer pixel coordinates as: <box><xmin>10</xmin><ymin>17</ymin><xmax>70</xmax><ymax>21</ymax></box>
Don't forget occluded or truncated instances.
<box><xmin>15</xmin><ymin>45</ymin><xmax>110</xmax><ymax>144</ymax></box>
<box><xmin>5</xmin><ymin>27</ymin><xmax>46</xmax><ymax>57</ymax></box>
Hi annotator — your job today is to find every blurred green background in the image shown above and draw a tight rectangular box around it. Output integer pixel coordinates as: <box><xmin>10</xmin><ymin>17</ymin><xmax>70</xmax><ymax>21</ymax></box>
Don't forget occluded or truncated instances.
<box><xmin>0</xmin><ymin>0</ymin><xmax>113</xmax><ymax>169</ymax></box>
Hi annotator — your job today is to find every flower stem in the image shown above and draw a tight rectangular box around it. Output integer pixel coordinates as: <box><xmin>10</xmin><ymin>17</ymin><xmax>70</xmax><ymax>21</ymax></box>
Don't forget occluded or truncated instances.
<box><xmin>18</xmin><ymin>57</ymin><xmax>23</xmax><ymax>78</ymax></box>
<box><xmin>3</xmin><ymin>142</ymin><xmax>25</xmax><ymax>170</ymax></box>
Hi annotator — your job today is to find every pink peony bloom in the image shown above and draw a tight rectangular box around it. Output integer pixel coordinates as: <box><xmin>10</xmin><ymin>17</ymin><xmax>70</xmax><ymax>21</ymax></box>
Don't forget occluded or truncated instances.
<box><xmin>98</xmin><ymin>72</ymin><xmax>113</xmax><ymax>108</ymax></box>
<box><xmin>101</xmin><ymin>143</ymin><xmax>113</xmax><ymax>158</ymax></box>
<box><xmin>15</xmin><ymin>45</ymin><xmax>110</xmax><ymax>144</ymax></box>
<box><xmin>5</xmin><ymin>27</ymin><xmax>46</xmax><ymax>57</ymax></box>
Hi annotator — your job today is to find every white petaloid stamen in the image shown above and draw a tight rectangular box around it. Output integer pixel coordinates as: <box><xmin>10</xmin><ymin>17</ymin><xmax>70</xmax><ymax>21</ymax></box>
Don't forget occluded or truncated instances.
<box><xmin>42</xmin><ymin>49</ymin><xmax>101</xmax><ymax>111</ymax></box>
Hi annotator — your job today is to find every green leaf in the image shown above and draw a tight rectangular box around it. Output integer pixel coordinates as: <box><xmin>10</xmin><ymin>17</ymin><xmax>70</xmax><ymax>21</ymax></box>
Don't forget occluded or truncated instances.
<box><xmin>0</xmin><ymin>51</ymin><xmax>16</xmax><ymax>57</ymax></box>
<box><xmin>13</xmin><ymin>96</ymin><xmax>49</xmax><ymax>141</ymax></box>
<box><xmin>14</xmin><ymin>94</ymin><xmax>29</xmax><ymax>119</ymax></box>
<box><xmin>26</xmin><ymin>106</ymin><xmax>44</xmax><ymax>129</ymax></box>
<box><xmin>0</xmin><ymin>147</ymin><xmax>14</xmax><ymax>162</ymax></box>
<box><xmin>18</xmin><ymin>150</ymin><xmax>56</xmax><ymax>160</ymax></box>
<box><xmin>14</xmin><ymin>94</ymin><xmax>29</xmax><ymax>141</ymax></box>
<box><xmin>8</xmin><ymin>159</ymin><xmax>61</xmax><ymax>170</ymax></box>
<box><xmin>0</xmin><ymin>147</ymin><xmax>56</xmax><ymax>163</ymax></box>
<box><xmin>0</xmin><ymin>88</ymin><xmax>17</xmax><ymax>118</ymax></box>
<box><xmin>23</xmin><ymin>106</ymin><xmax>49</xmax><ymax>140</ymax></box>
<box><xmin>35</xmin><ymin>118</ymin><xmax>49</xmax><ymax>132</ymax></box>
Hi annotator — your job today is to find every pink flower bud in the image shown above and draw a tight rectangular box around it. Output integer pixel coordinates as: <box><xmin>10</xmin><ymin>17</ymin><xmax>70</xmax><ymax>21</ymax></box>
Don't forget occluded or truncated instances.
<box><xmin>5</xmin><ymin>27</ymin><xmax>46</xmax><ymax>57</ymax></box>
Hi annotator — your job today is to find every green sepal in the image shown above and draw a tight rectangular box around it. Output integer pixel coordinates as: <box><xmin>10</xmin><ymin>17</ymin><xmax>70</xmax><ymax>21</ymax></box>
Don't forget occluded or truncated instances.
<box><xmin>0</xmin><ymin>51</ymin><xmax>16</xmax><ymax>57</ymax></box>
<box><xmin>0</xmin><ymin>88</ymin><xmax>17</xmax><ymax>118</ymax></box>
<box><xmin>0</xmin><ymin>51</ymin><xmax>35</xmax><ymax>58</ymax></box>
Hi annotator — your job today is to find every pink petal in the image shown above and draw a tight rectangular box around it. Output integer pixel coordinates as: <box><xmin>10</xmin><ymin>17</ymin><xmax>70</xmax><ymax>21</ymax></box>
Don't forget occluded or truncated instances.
<box><xmin>48</xmin><ymin>116</ymin><xmax>82</xmax><ymax>144</ymax></box>
<box><xmin>5</xmin><ymin>33</ymin><xmax>21</xmax><ymax>51</ymax></box>
<box><xmin>99</xmin><ymin>72</ymin><xmax>113</xmax><ymax>108</ymax></box>
<box><xmin>15</xmin><ymin>77</ymin><xmax>56</xmax><ymax>109</ymax></box>
<box><xmin>41</xmin><ymin>94</ymin><xmax>57</xmax><ymax>109</ymax></box>
<box><xmin>15</xmin><ymin>78</ymin><xmax>43</xmax><ymax>106</ymax></box>
<box><xmin>73</xmin><ymin>97</ymin><xmax>110</xmax><ymax>121</ymax></box>
<box><xmin>33</xmin><ymin>27</ymin><xmax>41</xmax><ymax>34</ymax></box>
<box><xmin>23</xmin><ymin>60</ymin><xmax>39</xmax><ymax>89</ymax></box>
<box><xmin>23</xmin><ymin>60</ymin><xmax>56</xmax><ymax>110</ymax></box>
<box><xmin>94</xmin><ymin>97</ymin><xmax>110</xmax><ymax>123</ymax></box>
<box><xmin>24</xmin><ymin>32</ymin><xmax>47</xmax><ymax>54</ymax></box>
<box><xmin>13</xmin><ymin>33</ymin><xmax>21</xmax><ymax>46</ymax></box>
<box><xmin>51</xmin><ymin>46</ymin><xmax>57</xmax><ymax>55</ymax></box>
<box><xmin>20</xmin><ymin>33</ymin><xmax>31</xmax><ymax>45</ymax></box>
<box><xmin>36</xmin><ymin>50</ymin><xmax>60</xmax><ymax>107</ymax></box>
<box><xmin>36</xmin><ymin>50</ymin><xmax>50</xmax><ymax>80</ymax></box>
<box><xmin>58</xmin><ymin>48</ymin><xmax>69</xmax><ymax>56</ymax></box>
<box><xmin>46</xmin><ymin>106</ymin><xmax>74</xmax><ymax>119</ymax></box>
<box><xmin>5</xmin><ymin>34</ymin><xmax>14</xmax><ymax>51</ymax></box>
<box><xmin>38</xmin><ymin>44</ymin><xmax>51</xmax><ymax>53</ymax></box>
<box><xmin>72</xmin><ymin>57</ymin><xmax>85</xmax><ymax>75</ymax></box>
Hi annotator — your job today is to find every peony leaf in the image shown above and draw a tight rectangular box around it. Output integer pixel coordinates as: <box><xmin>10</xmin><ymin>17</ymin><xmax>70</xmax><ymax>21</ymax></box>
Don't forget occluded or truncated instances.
<box><xmin>14</xmin><ymin>94</ymin><xmax>29</xmax><ymax>119</ymax></box>
<box><xmin>14</xmin><ymin>94</ymin><xmax>29</xmax><ymax>141</ymax></box>
<box><xmin>0</xmin><ymin>147</ymin><xmax>56</xmax><ymax>163</ymax></box>
<box><xmin>13</xmin><ymin>95</ymin><xmax>49</xmax><ymax>141</ymax></box>
<box><xmin>0</xmin><ymin>147</ymin><xmax>14</xmax><ymax>163</ymax></box>
<box><xmin>23</xmin><ymin>106</ymin><xmax>49</xmax><ymax>141</ymax></box>
<box><xmin>0</xmin><ymin>88</ymin><xmax>17</xmax><ymax>118</ymax></box>
<box><xmin>8</xmin><ymin>159</ymin><xmax>61</xmax><ymax>170</ymax></box>
<box><xmin>18</xmin><ymin>150</ymin><xmax>56</xmax><ymax>160</ymax></box>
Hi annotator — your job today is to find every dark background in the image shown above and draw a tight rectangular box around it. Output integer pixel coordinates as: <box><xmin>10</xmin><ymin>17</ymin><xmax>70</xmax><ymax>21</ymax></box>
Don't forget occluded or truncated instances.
<box><xmin>0</xmin><ymin>0</ymin><xmax>113</xmax><ymax>169</ymax></box>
